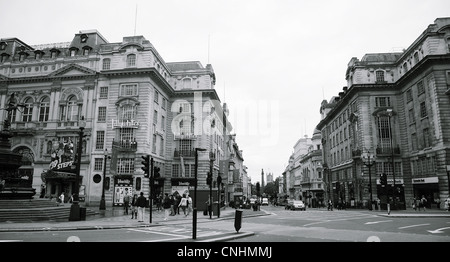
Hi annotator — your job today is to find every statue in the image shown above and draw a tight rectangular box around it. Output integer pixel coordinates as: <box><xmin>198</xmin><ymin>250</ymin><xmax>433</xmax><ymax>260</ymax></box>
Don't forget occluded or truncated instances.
<box><xmin>1</xmin><ymin>92</ymin><xmax>27</xmax><ymax>131</ymax></box>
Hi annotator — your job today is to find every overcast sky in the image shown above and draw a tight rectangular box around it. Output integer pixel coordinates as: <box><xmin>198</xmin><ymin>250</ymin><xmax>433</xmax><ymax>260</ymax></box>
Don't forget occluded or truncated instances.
<box><xmin>1</xmin><ymin>0</ymin><xmax>450</xmax><ymax>184</ymax></box>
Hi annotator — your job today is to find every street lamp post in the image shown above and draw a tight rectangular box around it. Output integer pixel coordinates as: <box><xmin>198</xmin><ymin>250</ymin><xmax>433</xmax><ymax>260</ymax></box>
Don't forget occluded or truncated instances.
<box><xmin>69</xmin><ymin>117</ymin><xmax>86</xmax><ymax>221</ymax></box>
<box><xmin>209</xmin><ymin>151</ymin><xmax>215</xmax><ymax>219</ymax></box>
<box><xmin>99</xmin><ymin>148</ymin><xmax>109</xmax><ymax>211</ymax></box>
<box><xmin>387</xmin><ymin>109</ymin><xmax>396</xmax><ymax>210</ymax></box>
<box><xmin>193</xmin><ymin>148</ymin><xmax>206</xmax><ymax>240</ymax></box>
<box><xmin>361</xmin><ymin>150</ymin><xmax>375</xmax><ymax>211</ymax></box>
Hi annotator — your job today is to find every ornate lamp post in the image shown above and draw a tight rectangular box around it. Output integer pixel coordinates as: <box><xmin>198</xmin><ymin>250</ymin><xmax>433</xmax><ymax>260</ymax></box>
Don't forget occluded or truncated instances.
<box><xmin>99</xmin><ymin>148</ymin><xmax>110</xmax><ymax>211</ymax></box>
<box><xmin>69</xmin><ymin>117</ymin><xmax>86</xmax><ymax>221</ymax></box>
<box><xmin>192</xmin><ymin>147</ymin><xmax>206</xmax><ymax>240</ymax></box>
<box><xmin>361</xmin><ymin>150</ymin><xmax>375</xmax><ymax>211</ymax></box>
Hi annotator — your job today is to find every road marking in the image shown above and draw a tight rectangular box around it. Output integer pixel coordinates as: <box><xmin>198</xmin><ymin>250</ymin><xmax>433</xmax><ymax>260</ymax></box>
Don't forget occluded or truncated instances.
<box><xmin>427</xmin><ymin>227</ymin><xmax>450</xmax><ymax>234</ymax></box>
<box><xmin>398</xmin><ymin>223</ymin><xmax>430</xmax><ymax>229</ymax></box>
<box><xmin>303</xmin><ymin>215</ymin><xmax>375</xmax><ymax>227</ymax></box>
<box><xmin>367</xmin><ymin>236</ymin><xmax>381</xmax><ymax>242</ymax></box>
<box><xmin>129</xmin><ymin>228</ymin><xmax>190</xmax><ymax>238</ymax></box>
<box><xmin>364</xmin><ymin>220</ymin><xmax>392</xmax><ymax>225</ymax></box>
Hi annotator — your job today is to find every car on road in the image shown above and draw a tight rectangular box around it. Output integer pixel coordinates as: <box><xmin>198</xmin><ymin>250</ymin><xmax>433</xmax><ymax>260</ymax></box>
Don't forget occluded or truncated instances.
<box><xmin>291</xmin><ymin>200</ymin><xmax>306</xmax><ymax>211</ymax></box>
<box><xmin>262</xmin><ymin>198</ymin><xmax>269</xmax><ymax>205</ymax></box>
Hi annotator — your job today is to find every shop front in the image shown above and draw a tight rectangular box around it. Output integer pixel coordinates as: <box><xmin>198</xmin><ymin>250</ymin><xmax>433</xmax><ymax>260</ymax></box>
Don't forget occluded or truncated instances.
<box><xmin>113</xmin><ymin>175</ymin><xmax>133</xmax><ymax>207</ymax></box>
<box><xmin>411</xmin><ymin>177</ymin><xmax>439</xmax><ymax>208</ymax></box>
<box><xmin>376</xmin><ymin>178</ymin><xmax>405</xmax><ymax>210</ymax></box>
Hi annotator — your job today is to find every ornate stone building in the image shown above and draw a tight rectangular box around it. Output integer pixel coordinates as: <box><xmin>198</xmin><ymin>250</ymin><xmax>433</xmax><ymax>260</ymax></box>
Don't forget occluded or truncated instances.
<box><xmin>317</xmin><ymin>17</ymin><xmax>450</xmax><ymax>210</ymax></box>
<box><xmin>0</xmin><ymin>30</ymin><xmax>237</xmax><ymax>209</ymax></box>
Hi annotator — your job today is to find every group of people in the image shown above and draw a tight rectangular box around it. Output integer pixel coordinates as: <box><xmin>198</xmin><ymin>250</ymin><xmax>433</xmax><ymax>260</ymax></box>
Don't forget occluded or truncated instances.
<box><xmin>162</xmin><ymin>193</ymin><xmax>192</xmax><ymax>220</ymax></box>
<box><xmin>122</xmin><ymin>191</ymin><xmax>193</xmax><ymax>222</ymax></box>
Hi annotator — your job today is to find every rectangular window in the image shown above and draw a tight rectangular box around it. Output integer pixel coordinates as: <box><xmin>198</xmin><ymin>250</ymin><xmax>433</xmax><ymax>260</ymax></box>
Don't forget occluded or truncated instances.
<box><xmin>153</xmin><ymin>110</ymin><xmax>158</xmax><ymax>125</ymax></box>
<box><xmin>98</xmin><ymin>107</ymin><xmax>107</xmax><ymax>122</ymax></box>
<box><xmin>420</xmin><ymin>102</ymin><xmax>427</xmax><ymax>118</ymax></box>
<box><xmin>154</xmin><ymin>90</ymin><xmax>159</xmax><ymax>103</ymax></box>
<box><xmin>160</xmin><ymin>137</ymin><xmax>164</xmax><ymax>156</ymax></box>
<box><xmin>408</xmin><ymin>108</ymin><xmax>415</xmax><ymax>124</ymax></box>
<box><xmin>117</xmin><ymin>158</ymin><xmax>135</xmax><ymax>174</ymax></box>
<box><xmin>119</xmin><ymin>128</ymin><xmax>135</xmax><ymax>142</ymax></box>
<box><xmin>102</xmin><ymin>59</ymin><xmax>110</xmax><ymax>70</ymax></box>
<box><xmin>377</xmin><ymin>116</ymin><xmax>392</xmax><ymax>152</ymax></box>
<box><xmin>161</xmin><ymin>115</ymin><xmax>165</xmax><ymax>131</ymax></box>
<box><xmin>162</xmin><ymin>98</ymin><xmax>166</xmax><ymax>110</ymax></box>
<box><xmin>376</xmin><ymin>71</ymin><xmax>385</xmax><ymax>82</ymax></box>
<box><xmin>179</xmin><ymin>139</ymin><xmax>193</xmax><ymax>155</ymax></box>
<box><xmin>94</xmin><ymin>158</ymin><xmax>103</xmax><ymax>171</ymax></box>
<box><xmin>375</xmin><ymin>97</ymin><xmax>391</xmax><ymax>107</ymax></box>
<box><xmin>99</xmin><ymin>86</ymin><xmax>108</xmax><ymax>99</ymax></box>
<box><xmin>96</xmin><ymin>131</ymin><xmax>105</xmax><ymax>150</ymax></box>
<box><xmin>423</xmin><ymin>128</ymin><xmax>431</xmax><ymax>148</ymax></box>
<box><xmin>152</xmin><ymin>134</ymin><xmax>157</xmax><ymax>153</ymax></box>
<box><xmin>119</xmin><ymin>84</ymin><xmax>138</xmax><ymax>97</ymax></box>
<box><xmin>406</xmin><ymin>89</ymin><xmax>413</xmax><ymax>102</ymax></box>
<box><xmin>172</xmin><ymin>164</ymin><xmax>180</xmax><ymax>178</ymax></box>
<box><xmin>411</xmin><ymin>133</ymin><xmax>417</xmax><ymax>151</ymax></box>
<box><xmin>417</xmin><ymin>81</ymin><xmax>425</xmax><ymax>95</ymax></box>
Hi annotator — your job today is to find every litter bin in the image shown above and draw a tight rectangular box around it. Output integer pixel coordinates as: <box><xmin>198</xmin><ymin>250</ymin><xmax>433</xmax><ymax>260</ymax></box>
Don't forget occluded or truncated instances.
<box><xmin>79</xmin><ymin>207</ymin><xmax>86</xmax><ymax>221</ymax></box>
<box><xmin>212</xmin><ymin>201</ymin><xmax>219</xmax><ymax>216</ymax></box>
<box><xmin>234</xmin><ymin>209</ymin><xmax>243</xmax><ymax>232</ymax></box>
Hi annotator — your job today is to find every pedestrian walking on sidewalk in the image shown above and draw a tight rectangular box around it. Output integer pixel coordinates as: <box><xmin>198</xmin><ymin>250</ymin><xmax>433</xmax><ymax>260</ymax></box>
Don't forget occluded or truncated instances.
<box><xmin>420</xmin><ymin>195</ymin><xmax>427</xmax><ymax>211</ymax></box>
<box><xmin>163</xmin><ymin>193</ymin><xmax>171</xmax><ymax>220</ymax></box>
<box><xmin>186</xmin><ymin>194</ymin><xmax>193</xmax><ymax>216</ymax></box>
<box><xmin>169</xmin><ymin>195</ymin><xmax>176</xmax><ymax>216</ymax></box>
<box><xmin>179</xmin><ymin>194</ymin><xmax>188</xmax><ymax>216</ymax></box>
<box><xmin>131</xmin><ymin>194</ymin><xmax>138</xmax><ymax>219</ymax></box>
<box><xmin>136</xmin><ymin>192</ymin><xmax>147</xmax><ymax>222</ymax></box>
<box><xmin>444</xmin><ymin>195</ymin><xmax>450</xmax><ymax>212</ymax></box>
<box><xmin>123</xmin><ymin>190</ymin><xmax>130</xmax><ymax>215</ymax></box>
<box><xmin>57</xmin><ymin>192</ymin><xmax>65</xmax><ymax>206</ymax></box>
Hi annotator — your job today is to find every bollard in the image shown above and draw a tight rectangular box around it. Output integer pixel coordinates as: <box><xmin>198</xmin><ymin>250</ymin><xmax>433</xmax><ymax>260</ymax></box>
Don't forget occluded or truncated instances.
<box><xmin>234</xmin><ymin>209</ymin><xmax>243</xmax><ymax>233</ymax></box>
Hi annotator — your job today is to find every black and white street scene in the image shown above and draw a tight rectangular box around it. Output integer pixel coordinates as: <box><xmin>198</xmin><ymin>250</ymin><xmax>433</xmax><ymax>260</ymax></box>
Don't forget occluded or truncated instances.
<box><xmin>1</xmin><ymin>0</ymin><xmax>450</xmax><ymax>254</ymax></box>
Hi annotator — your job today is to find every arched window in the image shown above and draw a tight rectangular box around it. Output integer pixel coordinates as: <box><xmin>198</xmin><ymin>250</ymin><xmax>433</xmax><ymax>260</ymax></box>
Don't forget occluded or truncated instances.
<box><xmin>22</xmin><ymin>97</ymin><xmax>34</xmax><ymax>122</ymax></box>
<box><xmin>102</xmin><ymin>58</ymin><xmax>111</xmax><ymax>70</ymax></box>
<box><xmin>60</xmin><ymin>95</ymin><xmax>80</xmax><ymax>121</ymax></box>
<box><xmin>39</xmin><ymin>96</ymin><xmax>50</xmax><ymax>122</ymax></box>
<box><xmin>126</xmin><ymin>54</ymin><xmax>136</xmax><ymax>67</ymax></box>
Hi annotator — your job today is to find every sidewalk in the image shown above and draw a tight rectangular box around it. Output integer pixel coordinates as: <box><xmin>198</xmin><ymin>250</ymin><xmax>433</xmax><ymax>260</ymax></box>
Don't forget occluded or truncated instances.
<box><xmin>0</xmin><ymin>206</ymin><xmax>267</xmax><ymax>233</ymax></box>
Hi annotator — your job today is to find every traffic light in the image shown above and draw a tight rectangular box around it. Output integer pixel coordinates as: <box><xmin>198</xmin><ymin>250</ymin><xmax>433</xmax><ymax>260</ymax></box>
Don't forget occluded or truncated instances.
<box><xmin>154</xmin><ymin>166</ymin><xmax>160</xmax><ymax>178</ymax></box>
<box><xmin>206</xmin><ymin>172</ymin><xmax>212</xmax><ymax>186</ymax></box>
<box><xmin>380</xmin><ymin>173</ymin><xmax>387</xmax><ymax>186</ymax></box>
<box><xmin>217</xmin><ymin>175</ymin><xmax>222</xmax><ymax>186</ymax></box>
<box><xmin>141</xmin><ymin>155</ymin><xmax>150</xmax><ymax>177</ymax></box>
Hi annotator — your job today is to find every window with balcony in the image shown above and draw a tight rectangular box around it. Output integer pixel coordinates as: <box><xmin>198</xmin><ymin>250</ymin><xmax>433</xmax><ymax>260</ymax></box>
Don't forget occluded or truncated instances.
<box><xmin>39</xmin><ymin>96</ymin><xmax>50</xmax><ymax>122</ymax></box>
<box><xmin>376</xmin><ymin>116</ymin><xmax>392</xmax><ymax>153</ymax></box>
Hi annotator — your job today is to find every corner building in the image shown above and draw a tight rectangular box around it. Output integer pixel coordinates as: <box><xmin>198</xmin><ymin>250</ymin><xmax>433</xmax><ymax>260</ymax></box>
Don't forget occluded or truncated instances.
<box><xmin>317</xmin><ymin>17</ymin><xmax>450</xmax><ymax>210</ymax></box>
<box><xmin>0</xmin><ymin>30</ymin><xmax>233</xmax><ymax>209</ymax></box>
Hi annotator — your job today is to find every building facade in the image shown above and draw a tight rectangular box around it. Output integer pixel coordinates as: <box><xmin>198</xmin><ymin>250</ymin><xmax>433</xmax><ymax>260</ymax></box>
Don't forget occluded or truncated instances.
<box><xmin>0</xmin><ymin>30</ymin><xmax>241</xmax><ymax>208</ymax></box>
<box><xmin>317</xmin><ymin>17</ymin><xmax>450</xmax><ymax>210</ymax></box>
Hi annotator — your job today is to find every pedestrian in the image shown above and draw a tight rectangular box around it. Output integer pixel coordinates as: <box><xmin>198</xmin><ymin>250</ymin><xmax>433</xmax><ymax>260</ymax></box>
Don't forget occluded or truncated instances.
<box><xmin>169</xmin><ymin>195</ymin><xmax>176</xmax><ymax>216</ymax></box>
<box><xmin>186</xmin><ymin>194</ymin><xmax>193</xmax><ymax>216</ymax></box>
<box><xmin>445</xmin><ymin>196</ymin><xmax>450</xmax><ymax>212</ymax></box>
<box><xmin>58</xmin><ymin>192</ymin><xmax>65</xmax><ymax>206</ymax></box>
<box><xmin>123</xmin><ymin>190</ymin><xmax>130</xmax><ymax>215</ymax></box>
<box><xmin>412</xmin><ymin>197</ymin><xmax>417</xmax><ymax>211</ymax></box>
<box><xmin>163</xmin><ymin>193</ymin><xmax>171</xmax><ymax>220</ymax></box>
<box><xmin>420</xmin><ymin>195</ymin><xmax>427</xmax><ymax>211</ymax></box>
<box><xmin>436</xmin><ymin>197</ymin><xmax>441</xmax><ymax>209</ymax></box>
<box><xmin>136</xmin><ymin>192</ymin><xmax>147</xmax><ymax>222</ymax></box>
<box><xmin>175</xmin><ymin>193</ymin><xmax>182</xmax><ymax>215</ymax></box>
<box><xmin>130</xmin><ymin>194</ymin><xmax>138</xmax><ymax>219</ymax></box>
<box><xmin>327</xmin><ymin>199</ymin><xmax>333</xmax><ymax>211</ymax></box>
<box><xmin>179</xmin><ymin>194</ymin><xmax>188</xmax><ymax>216</ymax></box>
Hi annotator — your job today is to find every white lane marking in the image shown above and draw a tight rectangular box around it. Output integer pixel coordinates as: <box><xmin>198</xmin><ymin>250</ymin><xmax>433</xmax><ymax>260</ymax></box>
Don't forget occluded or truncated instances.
<box><xmin>365</xmin><ymin>220</ymin><xmax>392</xmax><ymax>225</ymax></box>
<box><xmin>427</xmin><ymin>227</ymin><xmax>450</xmax><ymax>234</ymax></box>
<box><xmin>398</xmin><ymin>223</ymin><xmax>430</xmax><ymax>229</ymax></box>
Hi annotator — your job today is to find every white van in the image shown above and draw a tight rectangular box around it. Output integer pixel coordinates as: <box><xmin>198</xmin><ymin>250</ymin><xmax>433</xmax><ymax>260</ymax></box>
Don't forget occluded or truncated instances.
<box><xmin>262</xmin><ymin>198</ymin><xmax>269</xmax><ymax>205</ymax></box>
